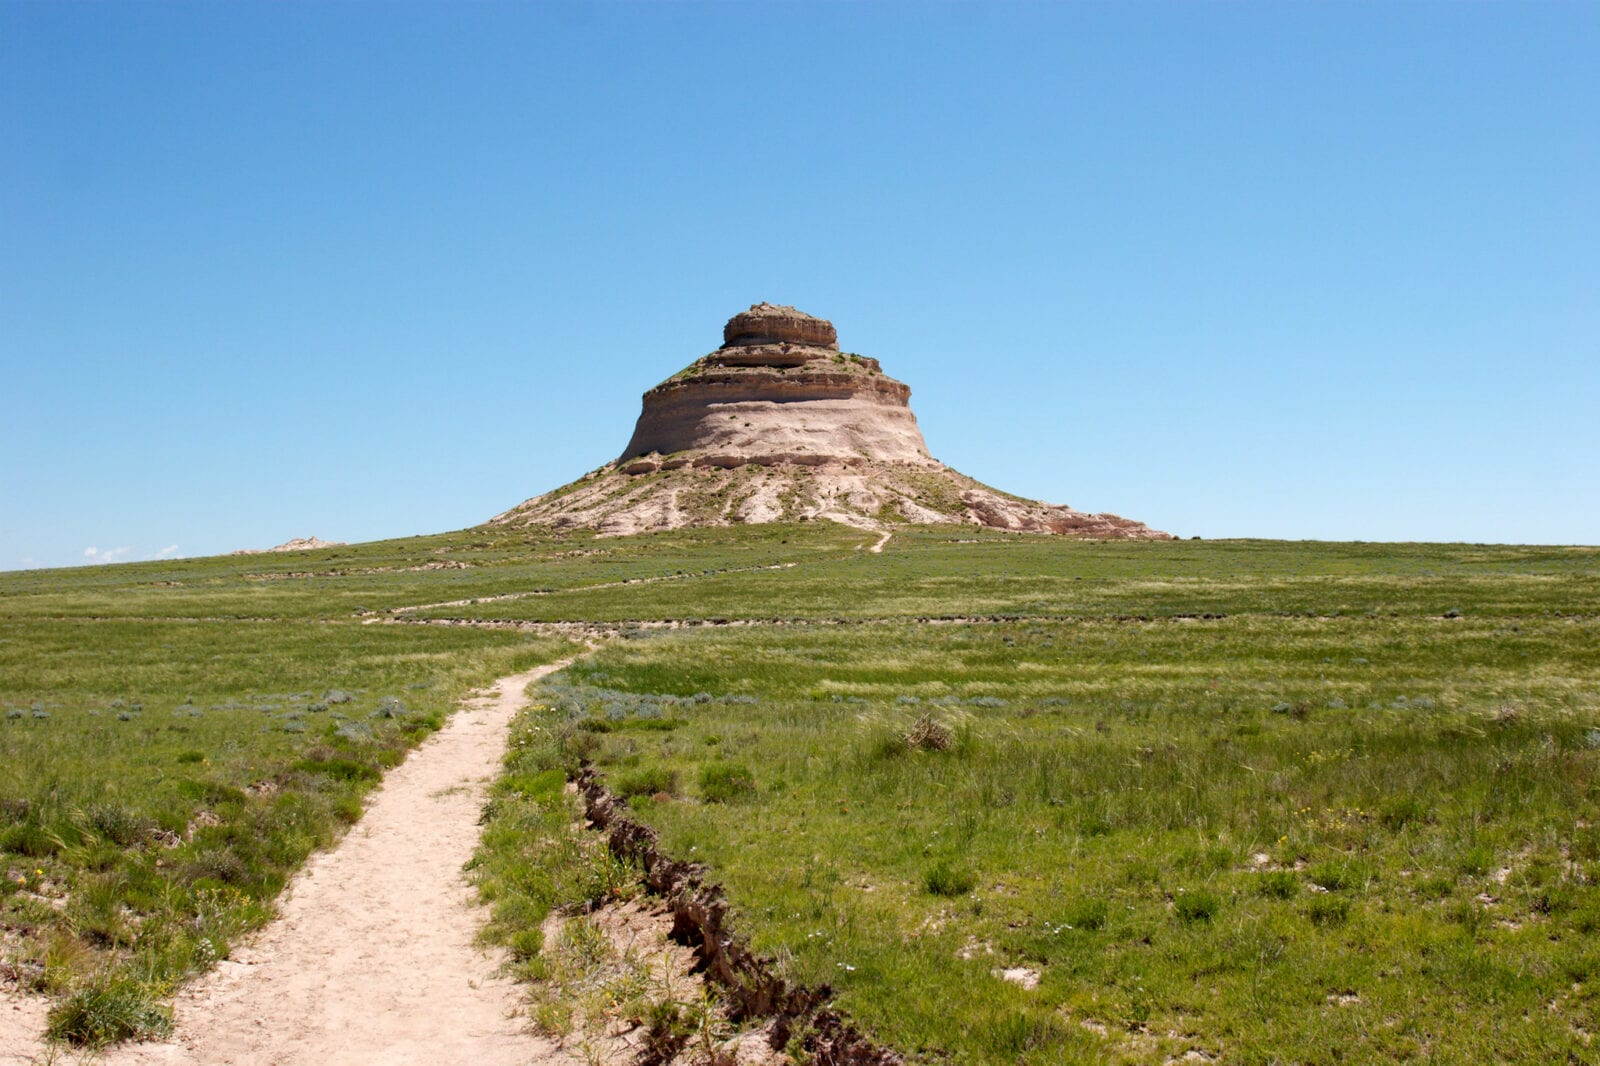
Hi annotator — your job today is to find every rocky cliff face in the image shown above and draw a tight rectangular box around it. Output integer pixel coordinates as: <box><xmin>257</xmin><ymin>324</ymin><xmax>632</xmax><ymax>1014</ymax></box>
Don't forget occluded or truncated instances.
<box><xmin>492</xmin><ymin>304</ymin><xmax>1170</xmax><ymax>540</ymax></box>
<box><xmin>619</xmin><ymin>303</ymin><xmax>934</xmax><ymax>468</ymax></box>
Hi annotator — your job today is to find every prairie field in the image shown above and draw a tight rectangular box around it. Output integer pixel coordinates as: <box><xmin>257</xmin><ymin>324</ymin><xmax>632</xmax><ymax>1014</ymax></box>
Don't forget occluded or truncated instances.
<box><xmin>2</xmin><ymin>525</ymin><xmax>1597</xmax><ymax>1061</ymax></box>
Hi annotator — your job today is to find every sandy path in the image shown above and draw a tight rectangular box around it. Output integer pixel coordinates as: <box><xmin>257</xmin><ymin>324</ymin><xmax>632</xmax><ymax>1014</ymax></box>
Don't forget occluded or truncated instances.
<box><xmin>0</xmin><ymin>995</ymin><xmax>49</xmax><ymax>1066</ymax></box>
<box><xmin>1</xmin><ymin>661</ymin><xmax>580</xmax><ymax>1066</ymax></box>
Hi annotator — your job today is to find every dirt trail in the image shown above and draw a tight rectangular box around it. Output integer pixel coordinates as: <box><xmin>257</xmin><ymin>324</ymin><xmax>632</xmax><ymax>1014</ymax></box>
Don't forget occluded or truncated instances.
<box><xmin>0</xmin><ymin>996</ymin><xmax>49</xmax><ymax>1066</ymax></box>
<box><xmin>3</xmin><ymin>661</ymin><xmax>581</xmax><ymax>1066</ymax></box>
<box><xmin>378</xmin><ymin>562</ymin><xmax>799</xmax><ymax>618</ymax></box>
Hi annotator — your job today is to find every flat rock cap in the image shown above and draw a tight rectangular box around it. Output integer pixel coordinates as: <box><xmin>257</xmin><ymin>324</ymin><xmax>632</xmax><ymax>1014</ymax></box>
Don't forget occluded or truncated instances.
<box><xmin>722</xmin><ymin>302</ymin><xmax>838</xmax><ymax>350</ymax></box>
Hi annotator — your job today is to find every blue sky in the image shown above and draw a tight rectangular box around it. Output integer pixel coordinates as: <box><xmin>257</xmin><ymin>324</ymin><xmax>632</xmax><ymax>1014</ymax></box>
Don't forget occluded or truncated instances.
<box><xmin>3</xmin><ymin>1</ymin><xmax>1596</xmax><ymax>569</ymax></box>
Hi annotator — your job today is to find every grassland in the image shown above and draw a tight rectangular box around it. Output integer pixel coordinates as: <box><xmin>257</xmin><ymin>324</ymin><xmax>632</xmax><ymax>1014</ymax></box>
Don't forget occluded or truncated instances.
<box><xmin>3</xmin><ymin>524</ymin><xmax>1597</xmax><ymax>1060</ymax></box>
<box><xmin>0</xmin><ymin>523</ymin><xmax>848</xmax><ymax>1044</ymax></box>
<box><xmin>461</xmin><ymin>533</ymin><xmax>1600</xmax><ymax>1063</ymax></box>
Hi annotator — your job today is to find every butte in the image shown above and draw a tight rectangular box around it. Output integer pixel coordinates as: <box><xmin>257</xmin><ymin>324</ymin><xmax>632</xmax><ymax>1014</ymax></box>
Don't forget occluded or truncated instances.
<box><xmin>491</xmin><ymin>303</ymin><xmax>1170</xmax><ymax>539</ymax></box>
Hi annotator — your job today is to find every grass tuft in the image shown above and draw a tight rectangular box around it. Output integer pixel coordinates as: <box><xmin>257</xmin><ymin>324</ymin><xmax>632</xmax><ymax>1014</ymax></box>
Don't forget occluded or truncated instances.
<box><xmin>46</xmin><ymin>975</ymin><xmax>173</xmax><ymax>1047</ymax></box>
<box><xmin>697</xmin><ymin>761</ymin><xmax>756</xmax><ymax>803</ymax></box>
<box><xmin>923</xmin><ymin>859</ymin><xmax>977</xmax><ymax>897</ymax></box>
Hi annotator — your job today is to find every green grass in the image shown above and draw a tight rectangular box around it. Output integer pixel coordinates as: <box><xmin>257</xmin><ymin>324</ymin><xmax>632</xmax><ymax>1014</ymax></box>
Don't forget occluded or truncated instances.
<box><xmin>0</xmin><ymin>615</ymin><xmax>576</xmax><ymax>1045</ymax></box>
<box><xmin>475</xmin><ymin>531</ymin><xmax>1600</xmax><ymax>1064</ymax></box>
<box><xmin>0</xmin><ymin>527</ymin><xmax>611</xmax><ymax>1045</ymax></box>
<box><xmin>4</xmin><ymin>523</ymin><xmax>1598</xmax><ymax>1060</ymax></box>
<box><xmin>407</xmin><ymin>532</ymin><xmax>1600</xmax><ymax>623</ymax></box>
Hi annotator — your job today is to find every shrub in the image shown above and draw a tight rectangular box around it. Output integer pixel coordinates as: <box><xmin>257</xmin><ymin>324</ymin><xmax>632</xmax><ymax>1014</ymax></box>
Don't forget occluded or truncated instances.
<box><xmin>181</xmin><ymin>847</ymin><xmax>250</xmax><ymax>887</ymax></box>
<box><xmin>1065</xmin><ymin>898</ymin><xmax>1108</xmax><ymax>930</ymax></box>
<box><xmin>1258</xmin><ymin>870</ymin><xmax>1299</xmax><ymax>900</ymax></box>
<box><xmin>923</xmin><ymin>859</ymin><xmax>976</xmax><ymax>897</ymax></box>
<box><xmin>560</xmin><ymin>729</ymin><xmax>602</xmax><ymax>764</ymax></box>
<box><xmin>612</xmin><ymin>766</ymin><xmax>678</xmax><ymax>800</ymax></box>
<box><xmin>1306</xmin><ymin>895</ymin><xmax>1350</xmax><ymax>926</ymax></box>
<box><xmin>291</xmin><ymin>757</ymin><xmax>378</xmax><ymax>783</ymax></box>
<box><xmin>87</xmin><ymin>804</ymin><xmax>155</xmax><ymax>847</ymax></box>
<box><xmin>698</xmin><ymin>761</ymin><xmax>756</xmax><ymax>803</ymax></box>
<box><xmin>905</xmin><ymin>714</ymin><xmax>953</xmax><ymax>752</ymax></box>
<box><xmin>1570</xmin><ymin>826</ymin><xmax>1600</xmax><ymax>862</ymax></box>
<box><xmin>47</xmin><ymin>975</ymin><xmax>172</xmax><ymax>1047</ymax></box>
<box><xmin>1380</xmin><ymin>795</ymin><xmax>1427</xmax><ymax>830</ymax></box>
<box><xmin>1175</xmin><ymin>890</ymin><xmax>1221</xmax><ymax>923</ymax></box>
<box><xmin>1308</xmin><ymin>861</ymin><xmax>1365</xmax><ymax>893</ymax></box>
<box><xmin>1456</xmin><ymin>845</ymin><xmax>1494</xmax><ymax>877</ymax></box>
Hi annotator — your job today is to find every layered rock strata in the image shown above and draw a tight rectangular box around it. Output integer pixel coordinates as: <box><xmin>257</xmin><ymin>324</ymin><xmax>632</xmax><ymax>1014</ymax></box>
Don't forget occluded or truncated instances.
<box><xmin>492</xmin><ymin>304</ymin><xmax>1169</xmax><ymax>539</ymax></box>
<box><xmin>619</xmin><ymin>302</ymin><xmax>934</xmax><ymax>468</ymax></box>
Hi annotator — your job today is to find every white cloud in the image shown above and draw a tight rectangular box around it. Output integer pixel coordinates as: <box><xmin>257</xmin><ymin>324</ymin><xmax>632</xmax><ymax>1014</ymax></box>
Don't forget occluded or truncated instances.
<box><xmin>83</xmin><ymin>546</ymin><xmax>132</xmax><ymax>564</ymax></box>
<box><xmin>153</xmin><ymin>544</ymin><xmax>181</xmax><ymax>559</ymax></box>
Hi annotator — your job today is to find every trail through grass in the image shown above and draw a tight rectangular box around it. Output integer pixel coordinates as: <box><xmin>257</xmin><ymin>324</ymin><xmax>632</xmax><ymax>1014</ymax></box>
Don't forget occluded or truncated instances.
<box><xmin>4</xmin><ymin>525</ymin><xmax>1597</xmax><ymax>1062</ymax></box>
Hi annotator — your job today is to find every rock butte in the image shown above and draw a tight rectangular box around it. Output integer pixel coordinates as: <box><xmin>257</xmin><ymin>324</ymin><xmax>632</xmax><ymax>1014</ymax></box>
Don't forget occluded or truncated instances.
<box><xmin>492</xmin><ymin>303</ymin><xmax>1170</xmax><ymax>539</ymax></box>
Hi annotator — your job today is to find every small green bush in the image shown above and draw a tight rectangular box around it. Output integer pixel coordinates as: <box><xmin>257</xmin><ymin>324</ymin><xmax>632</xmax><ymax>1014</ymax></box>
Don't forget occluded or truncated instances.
<box><xmin>1306</xmin><ymin>894</ymin><xmax>1350</xmax><ymax>926</ymax></box>
<box><xmin>1175</xmin><ymin>890</ymin><xmax>1221</xmax><ymax>923</ymax></box>
<box><xmin>1308</xmin><ymin>861</ymin><xmax>1365</xmax><ymax>893</ymax></box>
<box><xmin>698</xmin><ymin>761</ymin><xmax>756</xmax><ymax>803</ymax></box>
<box><xmin>1065</xmin><ymin>898</ymin><xmax>1108</xmax><ymax>930</ymax></box>
<box><xmin>1456</xmin><ymin>845</ymin><xmax>1494</xmax><ymax>877</ymax></box>
<box><xmin>612</xmin><ymin>766</ymin><xmax>678</xmax><ymax>799</ymax></box>
<box><xmin>1257</xmin><ymin>870</ymin><xmax>1299</xmax><ymax>900</ymax></box>
<box><xmin>47</xmin><ymin>976</ymin><xmax>172</xmax><ymax>1047</ymax></box>
<box><xmin>87</xmin><ymin>804</ymin><xmax>155</xmax><ymax>847</ymax></box>
<box><xmin>1380</xmin><ymin>795</ymin><xmax>1427</xmax><ymax>829</ymax></box>
<box><xmin>291</xmin><ymin>757</ymin><xmax>379</xmax><ymax>783</ymax></box>
<box><xmin>923</xmin><ymin>859</ymin><xmax>977</xmax><ymax>897</ymax></box>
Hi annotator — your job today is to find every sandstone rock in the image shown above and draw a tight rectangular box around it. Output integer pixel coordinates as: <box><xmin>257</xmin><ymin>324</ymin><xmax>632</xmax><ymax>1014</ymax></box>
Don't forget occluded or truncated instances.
<box><xmin>492</xmin><ymin>304</ymin><xmax>1170</xmax><ymax>539</ymax></box>
<box><xmin>620</xmin><ymin>304</ymin><xmax>933</xmax><ymax>467</ymax></box>
<box><xmin>722</xmin><ymin>301</ymin><xmax>839</xmax><ymax>349</ymax></box>
<box><xmin>231</xmin><ymin>536</ymin><xmax>347</xmax><ymax>555</ymax></box>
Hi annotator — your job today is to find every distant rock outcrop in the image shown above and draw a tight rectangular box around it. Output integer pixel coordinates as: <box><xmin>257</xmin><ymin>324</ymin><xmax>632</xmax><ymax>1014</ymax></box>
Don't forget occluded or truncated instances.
<box><xmin>493</xmin><ymin>304</ymin><xmax>1170</xmax><ymax>539</ymax></box>
<box><xmin>232</xmin><ymin>537</ymin><xmax>346</xmax><ymax>555</ymax></box>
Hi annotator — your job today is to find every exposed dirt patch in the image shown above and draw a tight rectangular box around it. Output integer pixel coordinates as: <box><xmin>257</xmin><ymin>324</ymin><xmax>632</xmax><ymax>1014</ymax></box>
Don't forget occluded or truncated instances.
<box><xmin>577</xmin><ymin>769</ymin><xmax>902</xmax><ymax>1065</ymax></box>
<box><xmin>532</xmin><ymin>899</ymin><xmax>789</xmax><ymax>1065</ymax></box>
<box><xmin>0</xmin><ymin>991</ymin><xmax>50</xmax><ymax>1065</ymax></box>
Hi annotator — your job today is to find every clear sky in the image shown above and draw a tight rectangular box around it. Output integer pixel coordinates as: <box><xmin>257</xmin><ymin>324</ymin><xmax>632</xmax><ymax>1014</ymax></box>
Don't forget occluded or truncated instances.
<box><xmin>3</xmin><ymin>1</ymin><xmax>1596</xmax><ymax>570</ymax></box>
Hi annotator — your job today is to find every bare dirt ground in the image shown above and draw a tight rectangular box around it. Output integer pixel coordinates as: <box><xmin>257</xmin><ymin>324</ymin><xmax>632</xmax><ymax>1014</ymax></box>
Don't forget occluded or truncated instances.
<box><xmin>3</xmin><ymin>663</ymin><xmax>579</xmax><ymax>1066</ymax></box>
<box><xmin>0</xmin><ymin>996</ymin><xmax>48</xmax><ymax>1066</ymax></box>
<box><xmin>534</xmin><ymin>900</ymin><xmax>785</xmax><ymax>1066</ymax></box>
